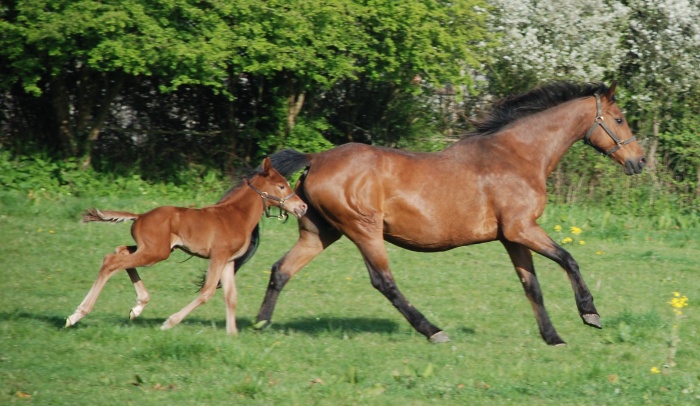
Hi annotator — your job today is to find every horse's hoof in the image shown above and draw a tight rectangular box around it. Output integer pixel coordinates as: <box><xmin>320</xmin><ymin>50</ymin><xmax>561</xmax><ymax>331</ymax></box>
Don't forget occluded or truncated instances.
<box><xmin>65</xmin><ymin>318</ymin><xmax>72</xmax><ymax>328</ymax></box>
<box><xmin>429</xmin><ymin>331</ymin><xmax>450</xmax><ymax>343</ymax></box>
<box><xmin>582</xmin><ymin>314</ymin><xmax>602</xmax><ymax>329</ymax></box>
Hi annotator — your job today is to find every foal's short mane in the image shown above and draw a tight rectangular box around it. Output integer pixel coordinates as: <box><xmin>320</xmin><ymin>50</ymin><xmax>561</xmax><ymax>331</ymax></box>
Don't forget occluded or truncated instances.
<box><xmin>216</xmin><ymin>168</ymin><xmax>261</xmax><ymax>204</ymax></box>
<box><xmin>470</xmin><ymin>81</ymin><xmax>611</xmax><ymax>136</ymax></box>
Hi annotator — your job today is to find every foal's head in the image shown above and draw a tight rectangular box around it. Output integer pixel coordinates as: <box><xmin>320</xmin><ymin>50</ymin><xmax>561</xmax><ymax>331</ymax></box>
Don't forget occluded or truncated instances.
<box><xmin>248</xmin><ymin>157</ymin><xmax>308</xmax><ymax>219</ymax></box>
<box><xmin>583</xmin><ymin>82</ymin><xmax>646</xmax><ymax>175</ymax></box>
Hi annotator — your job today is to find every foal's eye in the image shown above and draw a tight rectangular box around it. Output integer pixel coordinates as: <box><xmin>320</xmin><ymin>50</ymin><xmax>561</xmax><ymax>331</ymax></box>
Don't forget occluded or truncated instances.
<box><xmin>278</xmin><ymin>185</ymin><xmax>286</xmax><ymax>190</ymax></box>
<box><xmin>615</xmin><ymin>118</ymin><xmax>624</xmax><ymax>124</ymax></box>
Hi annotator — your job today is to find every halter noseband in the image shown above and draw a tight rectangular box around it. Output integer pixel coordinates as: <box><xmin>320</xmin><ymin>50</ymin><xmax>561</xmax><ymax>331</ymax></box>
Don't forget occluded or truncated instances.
<box><xmin>247</xmin><ymin>180</ymin><xmax>297</xmax><ymax>222</ymax></box>
<box><xmin>583</xmin><ymin>93</ymin><xmax>636</xmax><ymax>156</ymax></box>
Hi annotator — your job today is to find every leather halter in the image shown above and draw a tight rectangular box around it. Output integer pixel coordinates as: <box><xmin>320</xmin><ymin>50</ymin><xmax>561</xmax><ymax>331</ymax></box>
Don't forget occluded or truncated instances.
<box><xmin>247</xmin><ymin>180</ymin><xmax>296</xmax><ymax>222</ymax></box>
<box><xmin>583</xmin><ymin>93</ymin><xmax>636</xmax><ymax>156</ymax></box>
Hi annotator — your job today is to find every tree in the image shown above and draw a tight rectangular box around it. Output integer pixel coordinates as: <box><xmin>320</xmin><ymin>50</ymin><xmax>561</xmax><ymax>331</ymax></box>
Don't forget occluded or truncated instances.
<box><xmin>485</xmin><ymin>0</ymin><xmax>630</xmax><ymax>95</ymax></box>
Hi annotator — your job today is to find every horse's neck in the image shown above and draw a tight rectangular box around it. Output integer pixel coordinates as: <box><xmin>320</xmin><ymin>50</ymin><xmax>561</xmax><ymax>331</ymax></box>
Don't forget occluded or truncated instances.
<box><xmin>485</xmin><ymin>98</ymin><xmax>593</xmax><ymax>177</ymax></box>
<box><xmin>215</xmin><ymin>184</ymin><xmax>264</xmax><ymax>219</ymax></box>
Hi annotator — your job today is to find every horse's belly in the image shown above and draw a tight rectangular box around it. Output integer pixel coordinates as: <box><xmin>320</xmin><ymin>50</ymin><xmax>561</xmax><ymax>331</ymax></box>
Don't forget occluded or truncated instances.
<box><xmin>383</xmin><ymin>215</ymin><xmax>498</xmax><ymax>252</ymax></box>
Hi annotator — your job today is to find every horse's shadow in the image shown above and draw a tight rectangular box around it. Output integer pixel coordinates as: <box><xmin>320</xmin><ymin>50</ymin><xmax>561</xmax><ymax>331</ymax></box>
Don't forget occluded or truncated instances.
<box><xmin>2</xmin><ymin>310</ymin><xmax>476</xmax><ymax>337</ymax></box>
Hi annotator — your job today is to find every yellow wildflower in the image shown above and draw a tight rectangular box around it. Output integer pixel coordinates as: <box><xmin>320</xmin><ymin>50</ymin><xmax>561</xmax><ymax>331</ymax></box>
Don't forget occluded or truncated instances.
<box><xmin>650</xmin><ymin>367</ymin><xmax>661</xmax><ymax>374</ymax></box>
<box><xmin>669</xmin><ymin>293</ymin><xmax>688</xmax><ymax>309</ymax></box>
<box><xmin>578</xmin><ymin>240</ymin><xmax>586</xmax><ymax>245</ymax></box>
<box><xmin>561</xmin><ymin>237</ymin><xmax>573</xmax><ymax>244</ymax></box>
<box><xmin>554</xmin><ymin>225</ymin><xmax>562</xmax><ymax>232</ymax></box>
<box><xmin>596</xmin><ymin>250</ymin><xmax>605</xmax><ymax>255</ymax></box>
<box><xmin>570</xmin><ymin>226</ymin><xmax>583</xmax><ymax>235</ymax></box>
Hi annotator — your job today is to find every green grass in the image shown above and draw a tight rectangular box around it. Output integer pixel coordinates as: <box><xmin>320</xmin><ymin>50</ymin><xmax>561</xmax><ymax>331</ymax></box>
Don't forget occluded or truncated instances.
<box><xmin>1</xmin><ymin>191</ymin><xmax>699</xmax><ymax>405</ymax></box>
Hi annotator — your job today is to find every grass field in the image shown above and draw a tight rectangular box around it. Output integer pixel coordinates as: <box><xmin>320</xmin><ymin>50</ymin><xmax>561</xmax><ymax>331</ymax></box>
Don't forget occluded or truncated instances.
<box><xmin>1</xmin><ymin>191</ymin><xmax>698</xmax><ymax>405</ymax></box>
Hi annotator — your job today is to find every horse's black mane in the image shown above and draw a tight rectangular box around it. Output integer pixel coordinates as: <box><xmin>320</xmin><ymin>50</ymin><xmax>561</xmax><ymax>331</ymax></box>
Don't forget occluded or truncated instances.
<box><xmin>471</xmin><ymin>81</ymin><xmax>611</xmax><ymax>136</ymax></box>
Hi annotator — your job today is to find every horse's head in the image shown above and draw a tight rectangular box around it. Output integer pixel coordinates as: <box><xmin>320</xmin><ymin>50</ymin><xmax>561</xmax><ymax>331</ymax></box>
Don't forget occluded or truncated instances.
<box><xmin>249</xmin><ymin>157</ymin><xmax>308</xmax><ymax>219</ymax></box>
<box><xmin>583</xmin><ymin>82</ymin><xmax>646</xmax><ymax>175</ymax></box>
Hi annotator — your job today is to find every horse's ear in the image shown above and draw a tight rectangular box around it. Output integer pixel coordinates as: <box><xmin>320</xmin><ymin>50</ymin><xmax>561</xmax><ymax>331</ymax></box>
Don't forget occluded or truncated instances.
<box><xmin>261</xmin><ymin>157</ymin><xmax>272</xmax><ymax>176</ymax></box>
<box><xmin>606</xmin><ymin>80</ymin><xmax>618</xmax><ymax>99</ymax></box>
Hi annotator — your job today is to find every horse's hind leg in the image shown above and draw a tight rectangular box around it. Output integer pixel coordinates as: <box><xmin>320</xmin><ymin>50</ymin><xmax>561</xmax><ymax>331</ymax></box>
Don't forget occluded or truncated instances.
<box><xmin>256</xmin><ymin>209</ymin><xmax>341</xmax><ymax>329</ymax></box>
<box><xmin>66</xmin><ymin>245</ymin><xmax>166</xmax><ymax>327</ymax></box>
<box><xmin>126</xmin><ymin>268</ymin><xmax>150</xmax><ymax>320</ymax></box>
<box><xmin>501</xmin><ymin>240</ymin><xmax>565</xmax><ymax>346</ymax></box>
<box><xmin>351</xmin><ymin>232</ymin><xmax>447</xmax><ymax>343</ymax></box>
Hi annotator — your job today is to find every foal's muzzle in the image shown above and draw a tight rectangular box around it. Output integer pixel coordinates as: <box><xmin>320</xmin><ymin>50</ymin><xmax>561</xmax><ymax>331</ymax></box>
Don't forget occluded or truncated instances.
<box><xmin>624</xmin><ymin>157</ymin><xmax>646</xmax><ymax>175</ymax></box>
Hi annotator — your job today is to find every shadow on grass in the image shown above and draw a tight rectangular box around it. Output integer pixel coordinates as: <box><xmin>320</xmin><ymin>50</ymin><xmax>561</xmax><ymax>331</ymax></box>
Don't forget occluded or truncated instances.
<box><xmin>2</xmin><ymin>310</ymin><xmax>476</xmax><ymax>339</ymax></box>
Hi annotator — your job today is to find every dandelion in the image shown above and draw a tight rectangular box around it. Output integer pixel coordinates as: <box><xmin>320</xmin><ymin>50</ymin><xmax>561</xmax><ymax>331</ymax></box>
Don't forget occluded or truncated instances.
<box><xmin>665</xmin><ymin>292</ymin><xmax>689</xmax><ymax>370</ymax></box>
<box><xmin>570</xmin><ymin>226</ymin><xmax>583</xmax><ymax>235</ymax></box>
<box><xmin>668</xmin><ymin>292</ymin><xmax>689</xmax><ymax>316</ymax></box>
<box><xmin>596</xmin><ymin>250</ymin><xmax>606</xmax><ymax>255</ymax></box>
<box><xmin>49</xmin><ymin>230</ymin><xmax>55</xmax><ymax>234</ymax></box>
<box><xmin>650</xmin><ymin>366</ymin><xmax>661</xmax><ymax>374</ymax></box>
<box><xmin>554</xmin><ymin>225</ymin><xmax>562</xmax><ymax>232</ymax></box>
<box><xmin>561</xmin><ymin>237</ymin><xmax>573</xmax><ymax>244</ymax></box>
<box><xmin>578</xmin><ymin>240</ymin><xmax>586</xmax><ymax>245</ymax></box>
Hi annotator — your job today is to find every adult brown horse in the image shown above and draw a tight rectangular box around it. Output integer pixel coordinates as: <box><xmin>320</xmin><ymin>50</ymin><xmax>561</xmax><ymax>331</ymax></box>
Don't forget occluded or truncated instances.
<box><xmin>256</xmin><ymin>81</ymin><xmax>646</xmax><ymax>345</ymax></box>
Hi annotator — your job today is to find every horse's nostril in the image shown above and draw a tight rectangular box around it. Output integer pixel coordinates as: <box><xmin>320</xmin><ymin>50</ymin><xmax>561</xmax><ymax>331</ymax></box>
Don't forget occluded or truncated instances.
<box><xmin>640</xmin><ymin>157</ymin><xmax>647</xmax><ymax>166</ymax></box>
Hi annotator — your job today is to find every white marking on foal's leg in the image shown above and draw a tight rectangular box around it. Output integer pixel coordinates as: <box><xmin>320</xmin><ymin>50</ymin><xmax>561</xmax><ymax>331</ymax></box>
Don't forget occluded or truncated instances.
<box><xmin>220</xmin><ymin>262</ymin><xmax>238</xmax><ymax>335</ymax></box>
<box><xmin>126</xmin><ymin>269</ymin><xmax>150</xmax><ymax>320</ymax></box>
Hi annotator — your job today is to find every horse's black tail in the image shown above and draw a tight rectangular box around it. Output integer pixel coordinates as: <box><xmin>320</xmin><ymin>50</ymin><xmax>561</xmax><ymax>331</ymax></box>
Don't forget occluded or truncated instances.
<box><xmin>234</xmin><ymin>223</ymin><xmax>260</xmax><ymax>273</ymax></box>
<box><xmin>260</xmin><ymin>148</ymin><xmax>311</xmax><ymax>178</ymax></box>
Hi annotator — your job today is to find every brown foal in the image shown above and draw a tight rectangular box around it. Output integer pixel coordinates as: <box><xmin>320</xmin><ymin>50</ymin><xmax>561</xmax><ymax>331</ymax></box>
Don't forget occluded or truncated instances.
<box><xmin>65</xmin><ymin>158</ymin><xmax>307</xmax><ymax>334</ymax></box>
<box><xmin>254</xmin><ymin>81</ymin><xmax>647</xmax><ymax>345</ymax></box>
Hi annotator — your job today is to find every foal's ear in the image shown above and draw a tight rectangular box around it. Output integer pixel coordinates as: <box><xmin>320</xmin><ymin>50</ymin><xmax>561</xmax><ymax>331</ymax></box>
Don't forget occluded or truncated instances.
<box><xmin>261</xmin><ymin>157</ymin><xmax>273</xmax><ymax>176</ymax></box>
<box><xmin>605</xmin><ymin>80</ymin><xmax>618</xmax><ymax>99</ymax></box>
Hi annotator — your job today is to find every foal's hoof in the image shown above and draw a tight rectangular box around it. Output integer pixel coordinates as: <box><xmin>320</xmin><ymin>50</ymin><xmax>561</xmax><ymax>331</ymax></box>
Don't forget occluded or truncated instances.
<box><xmin>65</xmin><ymin>318</ymin><xmax>73</xmax><ymax>328</ymax></box>
<box><xmin>582</xmin><ymin>314</ymin><xmax>602</xmax><ymax>329</ymax></box>
<box><xmin>429</xmin><ymin>331</ymin><xmax>450</xmax><ymax>343</ymax></box>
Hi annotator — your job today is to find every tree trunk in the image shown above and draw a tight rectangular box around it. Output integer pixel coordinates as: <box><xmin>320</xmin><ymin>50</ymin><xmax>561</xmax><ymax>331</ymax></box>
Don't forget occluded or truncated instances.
<box><xmin>285</xmin><ymin>91</ymin><xmax>305</xmax><ymax>139</ymax></box>
<box><xmin>49</xmin><ymin>75</ymin><xmax>77</xmax><ymax>157</ymax></box>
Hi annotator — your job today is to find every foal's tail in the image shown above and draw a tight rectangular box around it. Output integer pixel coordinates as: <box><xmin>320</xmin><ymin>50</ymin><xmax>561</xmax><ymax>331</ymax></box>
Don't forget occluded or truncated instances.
<box><xmin>82</xmin><ymin>208</ymin><xmax>140</xmax><ymax>223</ymax></box>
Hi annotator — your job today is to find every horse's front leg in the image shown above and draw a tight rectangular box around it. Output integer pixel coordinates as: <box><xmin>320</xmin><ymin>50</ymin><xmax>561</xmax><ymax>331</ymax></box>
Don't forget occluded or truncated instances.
<box><xmin>219</xmin><ymin>261</ymin><xmax>238</xmax><ymax>335</ymax></box>
<box><xmin>161</xmin><ymin>256</ymin><xmax>227</xmax><ymax>331</ymax></box>
<box><xmin>504</xmin><ymin>223</ymin><xmax>601</xmax><ymax>330</ymax></box>
<box><xmin>501</xmin><ymin>239</ymin><xmax>565</xmax><ymax>346</ymax></box>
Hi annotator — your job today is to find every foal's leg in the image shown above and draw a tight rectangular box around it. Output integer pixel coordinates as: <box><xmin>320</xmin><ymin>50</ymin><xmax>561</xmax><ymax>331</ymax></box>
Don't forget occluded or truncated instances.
<box><xmin>349</xmin><ymin>228</ymin><xmax>447</xmax><ymax>343</ymax></box>
<box><xmin>504</xmin><ymin>223</ymin><xmax>601</xmax><ymax>329</ymax></box>
<box><xmin>66</xmin><ymin>245</ymin><xmax>168</xmax><ymax>327</ymax></box>
<box><xmin>256</xmin><ymin>209</ymin><xmax>341</xmax><ymax>328</ymax></box>
<box><xmin>111</xmin><ymin>246</ymin><xmax>151</xmax><ymax>320</ymax></box>
<box><xmin>161</xmin><ymin>255</ymin><xmax>228</xmax><ymax>330</ymax></box>
<box><xmin>501</xmin><ymin>240</ymin><xmax>565</xmax><ymax>346</ymax></box>
<box><xmin>219</xmin><ymin>261</ymin><xmax>238</xmax><ymax>335</ymax></box>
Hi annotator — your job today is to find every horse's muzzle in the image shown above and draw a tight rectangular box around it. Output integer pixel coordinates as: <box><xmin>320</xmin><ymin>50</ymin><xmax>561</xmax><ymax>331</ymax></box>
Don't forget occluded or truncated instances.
<box><xmin>625</xmin><ymin>157</ymin><xmax>646</xmax><ymax>175</ymax></box>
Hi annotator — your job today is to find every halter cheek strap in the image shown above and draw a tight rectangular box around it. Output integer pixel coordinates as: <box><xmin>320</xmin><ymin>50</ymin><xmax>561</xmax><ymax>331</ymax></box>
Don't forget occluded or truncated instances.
<box><xmin>247</xmin><ymin>181</ymin><xmax>297</xmax><ymax>222</ymax></box>
<box><xmin>583</xmin><ymin>93</ymin><xmax>637</xmax><ymax>156</ymax></box>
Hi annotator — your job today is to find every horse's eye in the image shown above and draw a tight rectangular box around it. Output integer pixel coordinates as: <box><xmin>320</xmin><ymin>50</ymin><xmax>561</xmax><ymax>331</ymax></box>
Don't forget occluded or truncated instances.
<box><xmin>279</xmin><ymin>185</ymin><xmax>286</xmax><ymax>190</ymax></box>
<box><xmin>615</xmin><ymin>118</ymin><xmax>624</xmax><ymax>124</ymax></box>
